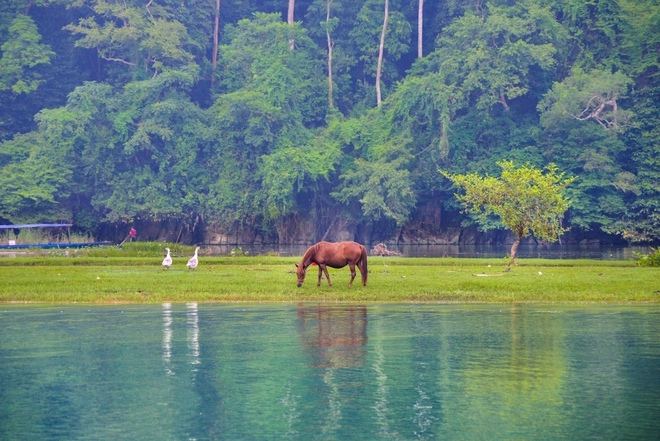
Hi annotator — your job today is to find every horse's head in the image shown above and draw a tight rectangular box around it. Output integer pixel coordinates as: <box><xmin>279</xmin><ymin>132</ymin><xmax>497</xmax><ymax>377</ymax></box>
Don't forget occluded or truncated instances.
<box><xmin>295</xmin><ymin>263</ymin><xmax>306</xmax><ymax>287</ymax></box>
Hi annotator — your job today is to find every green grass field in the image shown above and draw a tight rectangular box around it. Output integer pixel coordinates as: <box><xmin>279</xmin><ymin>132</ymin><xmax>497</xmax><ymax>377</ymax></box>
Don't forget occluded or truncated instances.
<box><xmin>1</xmin><ymin>254</ymin><xmax>658</xmax><ymax>303</ymax></box>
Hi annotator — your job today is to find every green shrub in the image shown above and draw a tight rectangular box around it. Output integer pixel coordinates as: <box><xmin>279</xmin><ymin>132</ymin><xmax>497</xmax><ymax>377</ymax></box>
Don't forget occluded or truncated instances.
<box><xmin>230</xmin><ymin>247</ymin><xmax>249</xmax><ymax>257</ymax></box>
<box><xmin>634</xmin><ymin>247</ymin><xmax>660</xmax><ymax>267</ymax></box>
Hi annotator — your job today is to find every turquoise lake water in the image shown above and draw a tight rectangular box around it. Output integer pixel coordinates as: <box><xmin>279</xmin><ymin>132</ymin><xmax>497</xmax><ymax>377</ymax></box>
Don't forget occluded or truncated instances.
<box><xmin>1</xmin><ymin>304</ymin><xmax>659</xmax><ymax>440</ymax></box>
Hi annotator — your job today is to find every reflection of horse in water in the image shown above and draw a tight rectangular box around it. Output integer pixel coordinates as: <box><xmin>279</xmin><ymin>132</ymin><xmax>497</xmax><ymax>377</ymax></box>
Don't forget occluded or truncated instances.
<box><xmin>297</xmin><ymin>305</ymin><xmax>368</xmax><ymax>369</ymax></box>
<box><xmin>295</xmin><ymin>241</ymin><xmax>368</xmax><ymax>287</ymax></box>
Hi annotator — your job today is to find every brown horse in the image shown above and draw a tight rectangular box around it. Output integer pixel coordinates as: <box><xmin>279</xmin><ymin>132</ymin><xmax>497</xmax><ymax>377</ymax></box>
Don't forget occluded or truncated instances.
<box><xmin>295</xmin><ymin>241</ymin><xmax>368</xmax><ymax>287</ymax></box>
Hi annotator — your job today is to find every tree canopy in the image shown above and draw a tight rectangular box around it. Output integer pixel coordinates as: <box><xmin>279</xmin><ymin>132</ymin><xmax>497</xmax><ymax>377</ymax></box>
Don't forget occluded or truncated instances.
<box><xmin>0</xmin><ymin>0</ymin><xmax>659</xmax><ymax>244</ymax></box>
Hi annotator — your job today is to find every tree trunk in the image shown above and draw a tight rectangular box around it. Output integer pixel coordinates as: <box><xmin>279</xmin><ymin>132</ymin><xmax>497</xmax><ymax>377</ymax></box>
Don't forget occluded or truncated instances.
<box><xmin>326</xmin><ymin>0</ymin><xmax>334</xmax><ymax>108</ymax></box>
<box><xmin>417</xmin><ymin>0</ymin><xmax>424</xmax><ymax>58</ymax></box>
<box><xmin>509</xmin><ymin>237</ymin><xmax>521</xmax><ymax>267</ymax></box>
<box><xmin>211</xmin><ymin>0</ymin><xmax>221</xmax><ymax>89</ymax></box>
<box><xmin>376</xmin><ymin>0</ymin><xmax>389</xmax><ymax>107</ymax></box>
<box><xmin>288</xmin><ymin>0</ymin><xmax>295</xmax><ymax>50</ymax></box>
<box><xmin>499</xmin><ymin>90</ymin><xmax>510</xmax><ymax>110</ymax></box>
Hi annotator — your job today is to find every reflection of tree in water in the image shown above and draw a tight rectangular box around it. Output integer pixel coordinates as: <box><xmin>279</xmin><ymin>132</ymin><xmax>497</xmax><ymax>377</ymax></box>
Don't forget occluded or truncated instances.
<box><xmin>296</xmin><ymin>305</ymin><xmax>368</xmax><ymax>369</ymax></box>
<box><xmin>445</xmin><ymin>306</ymin><xmax>569</xmax><ymax>438</ymax></box>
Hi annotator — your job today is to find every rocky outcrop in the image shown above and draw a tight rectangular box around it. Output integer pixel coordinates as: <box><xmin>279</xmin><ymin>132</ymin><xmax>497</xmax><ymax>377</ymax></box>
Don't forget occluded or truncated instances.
<box><xmin>97</xmin><ymin>209</ymin><xmax>628</xmax><ymax>247</ymax></box>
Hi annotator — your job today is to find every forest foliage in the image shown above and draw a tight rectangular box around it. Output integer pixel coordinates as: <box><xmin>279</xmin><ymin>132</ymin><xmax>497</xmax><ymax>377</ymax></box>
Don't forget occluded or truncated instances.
<box><xmin>0</xmin><ymin>0</ymin><xmax>659</xmax><ymax>243</ymax></box>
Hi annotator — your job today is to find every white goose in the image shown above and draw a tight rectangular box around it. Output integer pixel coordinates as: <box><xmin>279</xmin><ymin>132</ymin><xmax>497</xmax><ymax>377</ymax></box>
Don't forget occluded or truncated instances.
<box><xmin>187</xmin><ymin>247</ymin><xmax>200</xmax><ymax>271</ymax></box>
<box><xmin>162</xmin><ymin>247</ymin><xmax>172</xmax><ymax>270</ymax></box>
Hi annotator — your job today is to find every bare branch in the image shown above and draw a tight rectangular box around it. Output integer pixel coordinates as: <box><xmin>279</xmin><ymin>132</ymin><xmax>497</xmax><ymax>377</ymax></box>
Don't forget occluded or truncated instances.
<box><xmin>498</xmin><ymin>91</ymin><xmax>509</xmax><ymax>110</ymax></box>
<box><xmin>146</xmin><ymin>0</ymin><xmax>155</xmax><ymax>22</ymax></box>
<box><xmin>104</xmin><ymin>57</ymin><xmax>135</xmax><ymax>66</ymax></box>
<box><xmin>99</xmin><ymin>48</ymin><xmax>136</xmax><ymax>66</ymax></box>
<box><xmin>567</xmin><ymin>95</ymin><xmax>620</xmax><ymax>129</ymax></box>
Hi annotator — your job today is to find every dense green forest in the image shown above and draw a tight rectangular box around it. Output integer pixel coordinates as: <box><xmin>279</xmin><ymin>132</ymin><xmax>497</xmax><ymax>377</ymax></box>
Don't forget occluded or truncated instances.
<box><xmin>0</xmin><ymin>0</ymin><xmax>658</xmax><ymax>244</ymax></box>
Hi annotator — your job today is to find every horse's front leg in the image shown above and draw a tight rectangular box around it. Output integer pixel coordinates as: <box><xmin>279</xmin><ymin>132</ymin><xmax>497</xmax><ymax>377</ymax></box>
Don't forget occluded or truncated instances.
<box><xmin>317</xmin><ymin>266</ymin><xmax>323</xmax><ymax>286</ymax></box>
<box><xmin>348</xmin><ymin>263</ymin><xmax>356</xmax><ymax>286</ymax></box>
<box><xmin>321</xmin><ymin>265</ymin><xmax>332</xmax><ymax>286</ymax></box>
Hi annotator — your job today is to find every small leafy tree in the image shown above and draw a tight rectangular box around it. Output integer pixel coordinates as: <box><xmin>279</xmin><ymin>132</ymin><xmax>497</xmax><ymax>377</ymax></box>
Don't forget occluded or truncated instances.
<box><xmin>443</xmin><ymin>161</ymin><xmax>575</xmax><ymax>266</ymax></box>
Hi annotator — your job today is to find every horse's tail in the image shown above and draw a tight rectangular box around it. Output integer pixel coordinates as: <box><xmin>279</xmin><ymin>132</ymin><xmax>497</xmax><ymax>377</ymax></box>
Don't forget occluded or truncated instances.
<box><xmin>359</xmin><ymin>245</ymin><xmax>368</xmax><ymax>286</ymax></box>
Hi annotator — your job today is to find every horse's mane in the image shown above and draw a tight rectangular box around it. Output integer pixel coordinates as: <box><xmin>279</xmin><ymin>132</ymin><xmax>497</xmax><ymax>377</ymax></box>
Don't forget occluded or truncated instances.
<box><xmin>301</xmin><ymin>242</ymin><xmax>322</xmax><ymax>268</ymax></box>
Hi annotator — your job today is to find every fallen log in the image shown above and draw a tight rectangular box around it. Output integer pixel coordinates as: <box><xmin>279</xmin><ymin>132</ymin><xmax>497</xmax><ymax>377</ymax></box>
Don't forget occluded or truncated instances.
<box><xmin>370</xmin><ymin>243</ymin><xmax>402</xmax><ymax>256</ymax></box>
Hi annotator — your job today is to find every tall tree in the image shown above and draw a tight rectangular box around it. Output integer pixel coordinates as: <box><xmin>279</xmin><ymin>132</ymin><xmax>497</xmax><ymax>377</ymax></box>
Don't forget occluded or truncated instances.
<box><xmin>538</xmin><ymin>68</ymin><xmax>635</xmax><ymax>233</ymax></box>
<box><xmin>288</xmin><ymin>0</ymin><xmax>295</xmax><ymax>49</ymax></box>
<box><xmin>331</xmin><ymin>111</ymin><xmax>416</xmax><ymax>229</ymax></box>
<box><xmin>65</xmin><ymin>0</ymin><xmax>198</xmax><ymax>79</ymax></box>
<box><xmin>209</xmin><ymin>13</ymin><xmax>329</xmax><ymax>236</ymax></box>
<box><xmin>0</xmin><ymin>14</ymin><xmax>54</xmax><ymax>94</ymax></box>
<box><xmin>538</xmin><ymin>68</ymin><xmax>633</xmax><ymax>132</ymax></box>
<box><xmin>305</xmin><ymin>0</ymin><xmax>365</xmax><ymax>113</ymax></box>
<box><xmin>421</xmin><ymin>2</ymin><xmax>566</xmax><ymax>111</ymax></box>
<box><xmin>376</xmin><ymin>0</ymin><xmax>388</xmax><ymax>107</ymax></box>
<box><xmin>606</xmin><ymin>86</ymin><xmax>660</xmax><ymax>243</ymax></box>
<box><xmin>0</xmin><ymin>132</ymin><xmax>73</xmax><ymax>223</ymax></box>
<box><xmin>211</xmin><ymin>0</ymin><xmax>221</xmax><ymax>88</ymax></box>
<box><xmin>617</xmin><ymin>0</ymin><xmax>660</xmax><ymax>82</ymax></box>
<box><xmin>323</xmin><ymin>0</ymin><xmax>336</xmax><ymax>108</ymax></box>
<box><xmin>417</xmin><ymin>0</ymin><xmax>423</xmax><ymax>58</ymax></box>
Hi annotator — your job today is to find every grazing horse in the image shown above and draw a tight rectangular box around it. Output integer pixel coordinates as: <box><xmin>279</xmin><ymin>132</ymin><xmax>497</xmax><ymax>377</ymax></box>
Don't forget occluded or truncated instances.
<box><xmin>295</xmin><ymin>241</ymin><xmax>368</xmax><ymax>287</ymax></box>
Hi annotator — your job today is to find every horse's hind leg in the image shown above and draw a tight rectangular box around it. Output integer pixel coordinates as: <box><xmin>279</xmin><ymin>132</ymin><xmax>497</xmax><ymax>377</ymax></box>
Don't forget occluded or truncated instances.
<box><xmin>348</xmin><ymin>263</ymin><xmax>356</xmax><ymax>286</ymax></box>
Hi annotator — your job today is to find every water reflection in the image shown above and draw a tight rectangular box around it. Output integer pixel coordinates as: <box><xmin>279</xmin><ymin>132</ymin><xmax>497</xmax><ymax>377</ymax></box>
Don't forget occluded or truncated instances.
<box><xmin>162</xmin><ymin>302</ymin><xmax>201</xmax><ymax>377</ymax></box>
<box><xmin>1</xmin><ymin>304</ymin><xmax>658</xmax><ymax>440</ymax></box>
<box><xmin>445</xmin><ymin>306</ymin><xmax>569</xmax><ymax>437</ymax></box>
<box><xmin>409</xmin><ymin>309</ymin><xmax>441</xmax><ymax>439</ymax></box>
<box><xmin>297</xmin><ymin>305</ymin><xmax>369</xmax><ymax>437</ymax></box>
<box><xmin>162</xmin><ymin>302</ymin><xmax>173</xmax><ymax>375</ymax></box>
<box><xmin>372</xmin><ymin>328</ymin><xmax>397</xmax><ymax>440</ymax></box>
<box><xmin>280</xmin><ymin>382</ymin><xmax>301</xmax><ymax>438</ymax></box>
<box><xmin>296</xmin><ymin>305</ymin><xmax>368</xmax><ymax>369</ymax></box>
<box><xmin>187</xmin><ymin>302</ymin><xmax>200</xmax><ymax>368</ymax></box>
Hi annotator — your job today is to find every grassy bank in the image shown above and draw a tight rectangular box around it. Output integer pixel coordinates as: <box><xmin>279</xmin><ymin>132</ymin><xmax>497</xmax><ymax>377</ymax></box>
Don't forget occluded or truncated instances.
<box><xmin>0</xmin><ymin>255</ymin><xmax>658</xmax><ymax>303</ymax></box>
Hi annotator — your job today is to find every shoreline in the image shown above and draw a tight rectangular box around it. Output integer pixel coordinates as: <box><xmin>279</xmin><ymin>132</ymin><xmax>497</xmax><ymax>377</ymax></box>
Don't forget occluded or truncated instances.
<box><xmin>2</xmin><ymin>300</ymin><xmax>657</xmax><ymax>305</ymax></box>
<box><xmin>0</xmin><ymin>256</ymin><xmax>657</xmax><ymax>304</ymax></box>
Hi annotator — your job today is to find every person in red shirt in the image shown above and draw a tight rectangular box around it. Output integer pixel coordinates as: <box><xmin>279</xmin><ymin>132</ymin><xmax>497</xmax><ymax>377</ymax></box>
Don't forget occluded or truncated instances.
<box><xmin>130</xmin><ymin>227</ymin><xmax>137</xmax><ymax>242</ymax></box>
